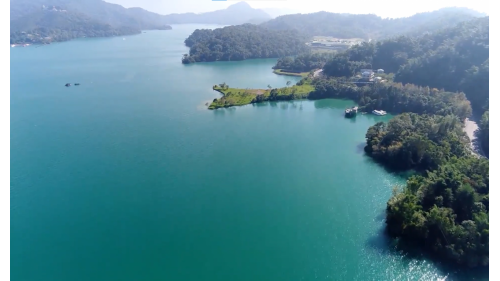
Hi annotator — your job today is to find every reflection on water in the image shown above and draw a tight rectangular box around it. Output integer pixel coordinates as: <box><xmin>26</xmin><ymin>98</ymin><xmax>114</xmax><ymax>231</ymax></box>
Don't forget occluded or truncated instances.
<box><xmin>313</xmin><ymin>98</ymin><xmax>354</xmax><ymax>109</ymax></box>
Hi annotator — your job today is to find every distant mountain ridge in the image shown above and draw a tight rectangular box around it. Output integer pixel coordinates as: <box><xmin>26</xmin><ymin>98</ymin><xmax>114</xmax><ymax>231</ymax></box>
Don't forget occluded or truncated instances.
<box><xmin>11</xmin><ymin>1</ymin><xmax>272</xmax><ymax>28</ymax></box>
<box><xmin>10</xmin><ymin>1</ymin><xmax>273</xmax><ymax>43</ymax></box>
<box><xmin>260</xmin><ymin>7</ymin><xmax>485</xmax><ymax>39</ymax></box>
<box><xmin>162</xmin><ymin>2</ymin><xmax>272</xmax><ymax>25</ymax></box>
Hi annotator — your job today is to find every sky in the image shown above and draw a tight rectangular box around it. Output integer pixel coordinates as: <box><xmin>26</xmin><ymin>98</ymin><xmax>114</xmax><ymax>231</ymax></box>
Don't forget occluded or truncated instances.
<box><xmin>105</xmin><ymin>0</ymin><xmax>489</xmax><ymax>18</ymax></box>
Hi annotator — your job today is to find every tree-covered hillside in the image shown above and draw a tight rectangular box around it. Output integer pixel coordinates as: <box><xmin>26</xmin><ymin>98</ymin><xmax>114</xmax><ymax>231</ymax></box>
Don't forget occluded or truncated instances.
<box><xmin>273</xmin><ymin>52</ymin><xmax>336</xmax><ymax>73</ymax></box>
<box><xmin>10</xmin><ymin>10</ymin><xmax>141</xmax><ymax>44</ymax></box>
<box><xmin>182</xmin><ymin>24</ymin><xmax>309</xmax><ymax>63</ymax></box>
<box><xmin>319</xmin><ymin>17</ymin><xmax>489</xmax><ymax>114</ymax></box>
<box><xmin>369</xmin><ymin>113</ymin><xmax>490</xmax><ymax>267</ymax></box>
<box><xmin>10</xmin><ymin>0</ymin><xmax>172</xmax><ymax>44</ymax></box>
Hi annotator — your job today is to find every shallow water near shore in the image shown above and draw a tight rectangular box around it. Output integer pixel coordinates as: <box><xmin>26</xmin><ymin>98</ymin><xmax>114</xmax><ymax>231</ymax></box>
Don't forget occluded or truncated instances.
<box><xmin>10</xmin><ymin>25</ymin><xmax>488</xmax><ymax>281</ymax></box>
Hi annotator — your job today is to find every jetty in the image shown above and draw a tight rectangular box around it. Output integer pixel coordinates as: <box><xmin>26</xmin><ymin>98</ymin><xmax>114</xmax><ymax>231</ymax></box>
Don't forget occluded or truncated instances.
<box><xmin>345</xmin><ymin>106</ymin><xmax>358</xmax><ymax>118</ymax></box>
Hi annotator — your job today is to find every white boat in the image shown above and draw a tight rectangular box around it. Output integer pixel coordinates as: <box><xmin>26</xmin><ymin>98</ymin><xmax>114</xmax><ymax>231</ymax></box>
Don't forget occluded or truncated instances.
<box><xmin>372</xmin><ymin>110</ymin><xmax>387</xmax><ymax>116</ymax></box>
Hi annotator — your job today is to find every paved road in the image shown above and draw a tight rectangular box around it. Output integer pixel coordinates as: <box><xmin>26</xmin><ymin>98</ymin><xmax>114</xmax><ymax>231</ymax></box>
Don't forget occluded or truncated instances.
<box><xmin>464</xmin><ymin>117</ymin><xmax>485</xmax><ymax>157</ymax></box>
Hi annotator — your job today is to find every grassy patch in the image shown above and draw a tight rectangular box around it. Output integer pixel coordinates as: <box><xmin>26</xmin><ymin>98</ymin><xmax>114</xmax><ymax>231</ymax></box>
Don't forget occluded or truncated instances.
<box><xmin>273</xmin><ymin>69</ymin><xmax>310</xmax><ymax>78</ymax></box>
<box><xmin>209</xmin><ymin>82</ymin><xmax>315</xmax><ymax>109</ymax></box>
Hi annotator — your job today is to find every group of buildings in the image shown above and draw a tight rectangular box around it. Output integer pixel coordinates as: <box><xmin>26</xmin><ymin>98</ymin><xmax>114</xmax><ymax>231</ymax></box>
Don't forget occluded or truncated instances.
<box><xmin>357</xmin><ymin>69</ymin><xmax>385</xmax><ymax>83</ymax></box>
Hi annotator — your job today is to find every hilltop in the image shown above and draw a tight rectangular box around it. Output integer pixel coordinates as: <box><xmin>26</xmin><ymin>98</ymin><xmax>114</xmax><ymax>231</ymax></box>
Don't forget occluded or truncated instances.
<box><xmin>260</xmin><ymin>7</ymin><xmax>484</xmax><ymax>39</ymax></box>
<box><xmin>162</xmin><ymin>2</ymin><xmax>272</xmax><ymax>25</ymax></box>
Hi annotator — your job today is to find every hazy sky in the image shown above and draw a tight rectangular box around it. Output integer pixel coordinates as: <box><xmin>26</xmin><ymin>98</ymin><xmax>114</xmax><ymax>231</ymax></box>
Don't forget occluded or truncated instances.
<box><xmin>106</xmin><ymin>0</ymin><xmax>489</xmax><ymax>18</ymax></box>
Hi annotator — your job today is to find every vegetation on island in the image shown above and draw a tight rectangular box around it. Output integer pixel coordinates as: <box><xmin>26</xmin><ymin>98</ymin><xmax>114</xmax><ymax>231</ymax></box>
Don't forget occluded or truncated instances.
<box><xmin>182</xmin><ymin>24</ymin><xmax>309</xmax><ymax>63</ymax></box>
<box><xmin>260</xmin><ymin>7</ymin><xmax>485</xmax><ymax>39</ymax></box>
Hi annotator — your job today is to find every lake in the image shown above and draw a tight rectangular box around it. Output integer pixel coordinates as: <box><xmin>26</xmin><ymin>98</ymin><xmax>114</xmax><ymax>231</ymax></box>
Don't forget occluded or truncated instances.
<box><xmin>10</xmin><ymin>24</ymin><xmax>482</xmax><ymax>281</ymax></box>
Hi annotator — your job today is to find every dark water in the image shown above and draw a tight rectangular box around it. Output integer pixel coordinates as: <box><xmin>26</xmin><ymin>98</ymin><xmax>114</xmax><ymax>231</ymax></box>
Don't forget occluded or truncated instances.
<box><xmin>11</xmin><ymin>25</ymin><xmax>482</xmax><ymax>281</ymax></box>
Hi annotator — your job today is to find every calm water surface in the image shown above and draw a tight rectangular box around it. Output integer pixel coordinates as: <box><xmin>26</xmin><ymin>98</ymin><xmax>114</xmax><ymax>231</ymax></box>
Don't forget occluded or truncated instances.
<box><xmin>11</xmin><ymin>24</ymin><xmax>485</xmax><ymax>281</ymax></box>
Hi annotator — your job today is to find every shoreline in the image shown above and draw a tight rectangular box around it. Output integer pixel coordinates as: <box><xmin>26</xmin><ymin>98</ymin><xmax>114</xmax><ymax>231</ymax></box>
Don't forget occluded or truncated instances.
<box><xmin>272</xmin><ymin>69</ymin><xmax>310</xmax><ymax>78</ymax></box>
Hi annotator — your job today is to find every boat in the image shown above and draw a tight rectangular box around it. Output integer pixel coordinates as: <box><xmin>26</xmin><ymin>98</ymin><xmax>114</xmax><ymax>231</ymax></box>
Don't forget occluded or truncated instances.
<box><xmin>372</xmin><ymin>110</ymin><xmax>387</xmax><ymax>116</ymax></box>
<box><xmin>345</xmin><ymin>106</ymin><xmax>358</xmax><ymax>118</ymax></box>
<box><xmin>74</xmin><ymin>83</ymin><xmax>80</xmax><ymax>86</ymax></box>
<box><xmin>65</xmin><ymin>83</ymin><xmax>71</xmax><ymax>87</ymax></box>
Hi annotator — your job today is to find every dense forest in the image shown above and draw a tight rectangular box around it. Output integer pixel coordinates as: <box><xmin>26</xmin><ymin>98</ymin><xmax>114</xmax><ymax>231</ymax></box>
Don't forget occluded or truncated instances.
<box><xmin>273</xmin><ymin>52</ymin><xmax>336</xmax><ymax>72</ymax></box>
<box><xmin>365</xmin><ymin>113</ymin><xmax>469</xmax><ymax>170</ymax></box>
<box><xmin>353</xmin><ymin>17</ymin><xmax>489</xmax><ymax>268</ymax></box>
<box><xmin>371</xmin><ymin>114</ymin><xmax>489</xmax><ymax>267</ymax></box>
<box><xmin>479</xmin><ymin>111</ymin><xmax>489</xmax><ymax>156</ymax></box>
<box><xmin>260</xmin><ymin>7</ymin><xmax>484</xmax><ymax>39</ymax></box>
<box><xmin>182</xmin><ymin>24</ymin><xmax>309</xmax><ymax>63</ymax></box>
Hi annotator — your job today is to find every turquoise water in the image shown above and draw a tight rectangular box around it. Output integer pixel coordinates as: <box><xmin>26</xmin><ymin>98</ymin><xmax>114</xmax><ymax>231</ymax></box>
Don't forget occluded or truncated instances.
<box><xmin>11</xmin><ymin>25</ymin><xmax>483</xmax><ymax>281</ymax></box>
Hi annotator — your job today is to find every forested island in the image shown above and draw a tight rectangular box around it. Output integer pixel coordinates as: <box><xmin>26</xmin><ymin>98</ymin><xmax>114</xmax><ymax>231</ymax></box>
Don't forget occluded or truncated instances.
<box><xmin>182</xmin><ymin>24</ymin><xmax>309</xmax><ymax>63</ymax></box>
<box><xmin>209</xmin><ymin>15</ymin><xmax>489</xmax><ymax>268</ymax></box>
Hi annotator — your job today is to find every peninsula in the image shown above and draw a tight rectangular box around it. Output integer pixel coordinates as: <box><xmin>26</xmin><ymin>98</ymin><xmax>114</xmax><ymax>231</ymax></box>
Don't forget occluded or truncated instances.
<box><xmin>182</xmin><ymin>24</ymin><xmax>308</xmax><ymax>63</ymax></box>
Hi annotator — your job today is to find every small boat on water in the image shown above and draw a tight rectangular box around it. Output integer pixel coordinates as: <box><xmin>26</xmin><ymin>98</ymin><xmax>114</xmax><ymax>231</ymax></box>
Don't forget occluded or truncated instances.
<box><xmin>65</xmin><ymin>83</ymin><xmax>71</xmax><ymax>87</ymax></box>
<box><xmin>372</xmin><ymin>110</ymin><xmax>387</xmax><ymax>116</ymax></box>
<box><xmin>74</xmin><ymin>83</ymin><xmax>80</xmax><ymax>86</ymax></box>
<box><xmin>345</xmin><ymin>106</ymin><xmax>358</xmax><ymax>118</ymax></box>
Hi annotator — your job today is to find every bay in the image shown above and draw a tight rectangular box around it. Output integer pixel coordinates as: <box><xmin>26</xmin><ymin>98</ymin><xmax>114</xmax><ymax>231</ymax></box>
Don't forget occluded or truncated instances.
<box><xmin>11</xmin><ymin>24</ymin><xmax>482</xmax><ymax>281</ymax></box>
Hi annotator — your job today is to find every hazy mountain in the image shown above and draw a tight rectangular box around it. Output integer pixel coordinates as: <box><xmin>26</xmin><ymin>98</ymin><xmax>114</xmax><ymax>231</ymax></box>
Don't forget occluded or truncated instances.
<box><xmin>260</xmin><ymin>7</ymin><xmax>485</xmax><ymax>39</ymax></box>
<box><xmin>262</xmin><ymin>8</ymin><xmax>300</xmax><ymax>18</ymax></box>
<box><xmin>10</xmin><ymin>0</ymin><xmax>170</xmax><ymax>29</ymax></box>
<box><xmin>10</xmin><ymin>0</ymin><xmax>171</xmax><ymax>44</ymax></box>
<box><xmin>162</xmin><ymin>2</ymin><xmax>272</xmax><ymax>25</ymax></box>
